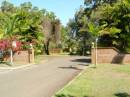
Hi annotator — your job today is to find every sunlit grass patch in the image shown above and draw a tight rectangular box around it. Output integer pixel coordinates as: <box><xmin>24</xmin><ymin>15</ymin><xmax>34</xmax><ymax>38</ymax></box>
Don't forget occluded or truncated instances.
<box><xmin>55</xmin><ymin>64</ymin><xmax>130</xmax><ymax>97</ymax></box>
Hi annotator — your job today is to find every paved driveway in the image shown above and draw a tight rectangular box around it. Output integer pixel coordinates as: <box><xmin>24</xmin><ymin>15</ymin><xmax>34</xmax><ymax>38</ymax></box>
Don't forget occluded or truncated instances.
<box><xmin>0</xmin><ymin>56</ymin><xmax>90</xmax><ymax>97</ymax></box>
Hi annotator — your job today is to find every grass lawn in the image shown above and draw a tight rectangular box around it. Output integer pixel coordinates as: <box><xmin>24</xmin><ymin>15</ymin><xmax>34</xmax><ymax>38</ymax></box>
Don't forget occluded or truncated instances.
<box><xmin>55</xmin><ymin>64</ymin><xmax>130</xmax><ymax>97</ymax></box>
<box><xmin>35</xmin><ymin>55</ymin><xmax>45</xmax><ymax>64</ymax></box>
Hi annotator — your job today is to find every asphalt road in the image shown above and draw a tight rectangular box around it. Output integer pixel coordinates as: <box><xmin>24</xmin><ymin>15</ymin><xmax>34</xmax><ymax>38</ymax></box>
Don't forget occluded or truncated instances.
<box><xmin>0</xmin><ymin>56</ymin><xmax>90</xmax><ymax>97</ymax></box>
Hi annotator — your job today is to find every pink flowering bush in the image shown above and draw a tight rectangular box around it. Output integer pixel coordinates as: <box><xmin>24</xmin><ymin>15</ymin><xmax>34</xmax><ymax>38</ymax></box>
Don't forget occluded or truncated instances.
<box><xmin>0</xmin><ymin>39</ymin><xmax>22</xmax><ymax>52</ymax></box>
<box><xmin>0</xmin><ymin>39</ymin><xmax>23</xmax><ymax>61</ymax></box>
<box><xmin>0</xmin><ymin>40</ymin><xmax>11</xmax><ymax>51</ymax></box>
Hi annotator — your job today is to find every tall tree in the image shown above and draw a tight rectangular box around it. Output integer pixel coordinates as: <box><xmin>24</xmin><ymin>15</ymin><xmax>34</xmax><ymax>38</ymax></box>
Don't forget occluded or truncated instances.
<box><xmin>42</xmin><ymin>16</ymin><xmax>61</xmax><ymax>55</ymax></box>
<box><xmin>97</xmin><ymin>0</ymin><xmax>130</xmax><ymax>52</ymax></box>
<box><xmin>0</xmin><ymin>1</ymin><xmax>61</xmax><ymax>54</ymax></box>
<box><xmin>67</xmin><ymin>0</ymin><xmax>130</xmax><ymax>54</ymax></box>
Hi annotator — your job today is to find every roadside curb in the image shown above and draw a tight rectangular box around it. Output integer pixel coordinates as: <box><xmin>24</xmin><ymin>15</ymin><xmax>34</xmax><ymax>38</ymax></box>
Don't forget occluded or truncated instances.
<box><xmin>0</xmin><ymin>63</ymin><xmax>35</xmax><ymax>70</ymax></box>
<box><xmin>52</xmin><ymin>65</ymin><xmax>89</xmax><ymax>97</ymax></box>
<box><xmin>43</xmin><ymin>55</ymin><xmax>70</xmax><ymax>57</ymax></box>
<box><xmin>0</xmin><ymin>59</ymin><xmax>49</xmax><ymax>70</ymax></box>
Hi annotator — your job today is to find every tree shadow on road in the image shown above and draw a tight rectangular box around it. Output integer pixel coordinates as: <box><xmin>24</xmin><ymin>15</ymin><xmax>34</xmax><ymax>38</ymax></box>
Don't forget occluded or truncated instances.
<box><xmin>115</xmin><ymin>92</ymin><xmax>130</xmax><ymax>97</ymax></box>
<box><xmin>71</xmin><ymin>58</ymin><xmax>91</xmax><ymax>66</ymax></box>
<box><xmin>58</xmin><ymin>66</ymin><xmax>83</xmax><ymax>70</ymax></box>
<box><xmin>71</xmin><ymin>58</ymin><xmax>91</xmax><ymax>63</ymax></box>
<box><xmin>55</xmin><ymin>94</ymin><xmax>90</xmax><ymax>97</ymax></box>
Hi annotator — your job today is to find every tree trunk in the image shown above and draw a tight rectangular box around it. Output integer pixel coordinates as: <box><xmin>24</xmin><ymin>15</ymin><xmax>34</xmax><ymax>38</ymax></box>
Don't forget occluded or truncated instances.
<box><xmin>44</xmin><ymin>40</ymin><xmax>50</xmax><ymax>55</ymax></box>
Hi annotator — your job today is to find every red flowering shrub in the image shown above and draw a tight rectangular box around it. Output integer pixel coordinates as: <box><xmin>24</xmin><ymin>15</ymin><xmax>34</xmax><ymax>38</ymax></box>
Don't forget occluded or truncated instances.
<box><xmin>0</xmin><ymin>39</ymin><xmax>22</xmax><ymax>51</ymax></box>
<box><xmin>0</xmin><ymin>40</ymin><xmax>10</xmax><ymax>51</ymax></box>
<box><xmin>0</xmin><ymin>39</ymin><xmax>29</xmax><ymax>61</ymax></box>
<box><xmin>12</xmin><ymin>41</ymin><xmax>22</xmax><ymax>52</ymax></box>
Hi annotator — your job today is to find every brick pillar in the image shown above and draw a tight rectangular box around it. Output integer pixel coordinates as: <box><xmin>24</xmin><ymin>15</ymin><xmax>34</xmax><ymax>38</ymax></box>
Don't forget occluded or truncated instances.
<box><xmin>91</xmin><ymin>48</ymin><xmax>96</xmax><ymax>64</ymax></box>
<box><xmin>29</xmin><ymin>48</ymin><xmax>35</xmax><ymax>64</ymax></box>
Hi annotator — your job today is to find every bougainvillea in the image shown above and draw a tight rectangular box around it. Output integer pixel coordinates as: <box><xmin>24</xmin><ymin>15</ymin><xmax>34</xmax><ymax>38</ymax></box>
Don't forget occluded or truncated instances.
<box><xmin>12</xmin><ymin>41</ymin><xmax>22</xmax><ymax>52</ymax></box>
<box><xmin>0</xmin><ymin>39</ymin><xmax>28</xmax><ymax>61</ymax></box>
<box><xmin>0</xmin><ymin>40</ymin><xmax>10</xmax><ymax>51</ymax></box>
<box><xmin>0</xmin><ymin>39</ymin><xmax>22</xmax><ymax>52</ymax></box>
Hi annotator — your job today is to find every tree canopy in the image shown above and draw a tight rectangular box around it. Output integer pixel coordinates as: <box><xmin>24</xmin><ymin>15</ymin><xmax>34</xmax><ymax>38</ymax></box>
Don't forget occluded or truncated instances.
<box><xmin>0</xmin><ymin>1</ymin><xmax>61</xmax><ymax>54</ymax></box>
<box><xmin>67</xmin><ymin>0</ymin><xmax>130</xmax><ymax>53</ymax></box>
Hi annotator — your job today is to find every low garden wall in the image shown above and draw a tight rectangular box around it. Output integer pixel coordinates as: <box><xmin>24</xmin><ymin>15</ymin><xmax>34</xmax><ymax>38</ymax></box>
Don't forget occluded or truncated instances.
<box><xmin>5</xmin><ymin>49</ymin><xmax>34</xmax><ymax>64</ymax></box>
<box><xmin>91</xmin><ymin>47</ymin><xmax>130</xmax><ymax>64</ymax></box>
<box><xmin>50</xmin><ymin>48</ymin><xmax>62</xmax><ymax>54</ymax></box>
<box><xmin>13</xmin><ymin>50</ymin><xmax>30</xmax><ymax>64</ymax></box>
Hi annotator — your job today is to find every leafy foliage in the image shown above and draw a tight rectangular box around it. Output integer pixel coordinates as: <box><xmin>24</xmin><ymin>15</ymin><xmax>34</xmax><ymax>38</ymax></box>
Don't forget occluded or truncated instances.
<box><xmin>67</xmin><ymin>0</ymin><xmax>130</xmax><ymax>53</ymax></box>
<box><xmin>0</xmin><ymin>1</ymin><xmax>61</xmax><ymax>54</ymax></box>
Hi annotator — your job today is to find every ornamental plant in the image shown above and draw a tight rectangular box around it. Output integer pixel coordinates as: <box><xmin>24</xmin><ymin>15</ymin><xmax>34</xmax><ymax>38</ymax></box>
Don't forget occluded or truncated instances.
<box><xmin>0</xmin><ymin>39</ymin><xmax>22</xmax><ymax>52</ymax></box>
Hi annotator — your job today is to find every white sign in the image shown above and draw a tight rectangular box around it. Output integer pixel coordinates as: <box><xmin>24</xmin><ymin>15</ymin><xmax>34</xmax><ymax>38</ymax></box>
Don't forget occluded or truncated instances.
<box><xmin>12</xmin><ymin>41</ymin><xmax>17</xmax><ymax>48</ymax></box>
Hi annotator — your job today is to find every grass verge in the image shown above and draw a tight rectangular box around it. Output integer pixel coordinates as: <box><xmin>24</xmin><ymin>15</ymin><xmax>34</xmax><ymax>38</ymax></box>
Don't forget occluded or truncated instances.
<box><xmin>55</xmin><ymin>64</ymin><xmax>130</xmax><ymax>97</ymax></box>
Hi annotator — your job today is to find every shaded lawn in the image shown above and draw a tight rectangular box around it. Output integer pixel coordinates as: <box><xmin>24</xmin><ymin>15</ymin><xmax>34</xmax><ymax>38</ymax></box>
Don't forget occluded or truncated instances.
<box><xmin>55</xmin><ymin>64</ymin><xmax>130</xmax><ymax>97</ymax></box>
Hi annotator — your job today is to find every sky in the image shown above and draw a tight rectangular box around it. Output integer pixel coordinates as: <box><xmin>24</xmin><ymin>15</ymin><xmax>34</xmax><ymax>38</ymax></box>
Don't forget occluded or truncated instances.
<box><xmin>0</xmin><ymin>0</ymin><xmax>84</xmax><ymax>26</ymax></box>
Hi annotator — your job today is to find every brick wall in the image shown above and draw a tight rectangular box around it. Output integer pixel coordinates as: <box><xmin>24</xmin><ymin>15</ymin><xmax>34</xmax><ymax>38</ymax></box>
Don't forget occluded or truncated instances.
<box><xmin>91</xmin><ymin>47</ymin><xmax>130</xmax><ymax>64</ymax></box>
<box><xmin>6</xmin><ymin>49</ymin><xmax>35</xmax><ymax>64</ymax></box>
<box><xmin>50</xmin><ymin>48</ymin><xmax>61</xmax><ymax>54</ymax></box>
<box><xmin>13</xmin><ymin>50</ymin><xmax>30</xmax><ymax>64</ymax></box>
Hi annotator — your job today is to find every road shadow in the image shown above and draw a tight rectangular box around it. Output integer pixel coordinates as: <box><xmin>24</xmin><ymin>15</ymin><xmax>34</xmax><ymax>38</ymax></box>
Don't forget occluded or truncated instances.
<box><xmin>78</xmin><ymin>64</ymin><xmax>89</xmax><ymax>66</ymax></box>
<box><xmin>58</xmin><ymin>66</ymin><xmax>83</xmax><ymax>70</ymax></box>
<box><xmin>55</xmin><ymin>94</ymin><xmax>90</xmax><ymax>97</ymax></box>
<box><xmin>71</xmin><ymin>58</ymin><xmax>91</xmax><ymax>66</ymax></box>
<box><xmin>71</xmin><ymin>58</ymin><xmax>91</xmax><ymax>63</ymax></box>
<box><xmin>115</xmin><ymin>92</ymin><xmax>130</xmax><ymax>97</ymax></box>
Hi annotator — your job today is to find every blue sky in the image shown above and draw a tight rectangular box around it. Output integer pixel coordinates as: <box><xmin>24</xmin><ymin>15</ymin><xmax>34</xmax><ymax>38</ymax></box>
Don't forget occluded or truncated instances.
<box><xmin>0</xmin><ymin>0</ymin><xmax>84</xmax><ymax>26</ymax></box>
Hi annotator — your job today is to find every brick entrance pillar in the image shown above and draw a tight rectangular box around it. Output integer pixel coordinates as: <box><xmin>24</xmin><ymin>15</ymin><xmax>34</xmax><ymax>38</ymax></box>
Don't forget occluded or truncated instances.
<box><xmin>29</xmin><ymin>48</ymin><xmax>35</xmax><ymax>64</ymax></box>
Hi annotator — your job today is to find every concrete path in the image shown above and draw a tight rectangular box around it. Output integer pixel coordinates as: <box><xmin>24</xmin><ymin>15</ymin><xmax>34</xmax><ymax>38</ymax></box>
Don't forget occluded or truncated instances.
<box><xmin>0</xmin><ymin>56</ymin><xmax>90</xmax><ymax>97</ymax></box>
